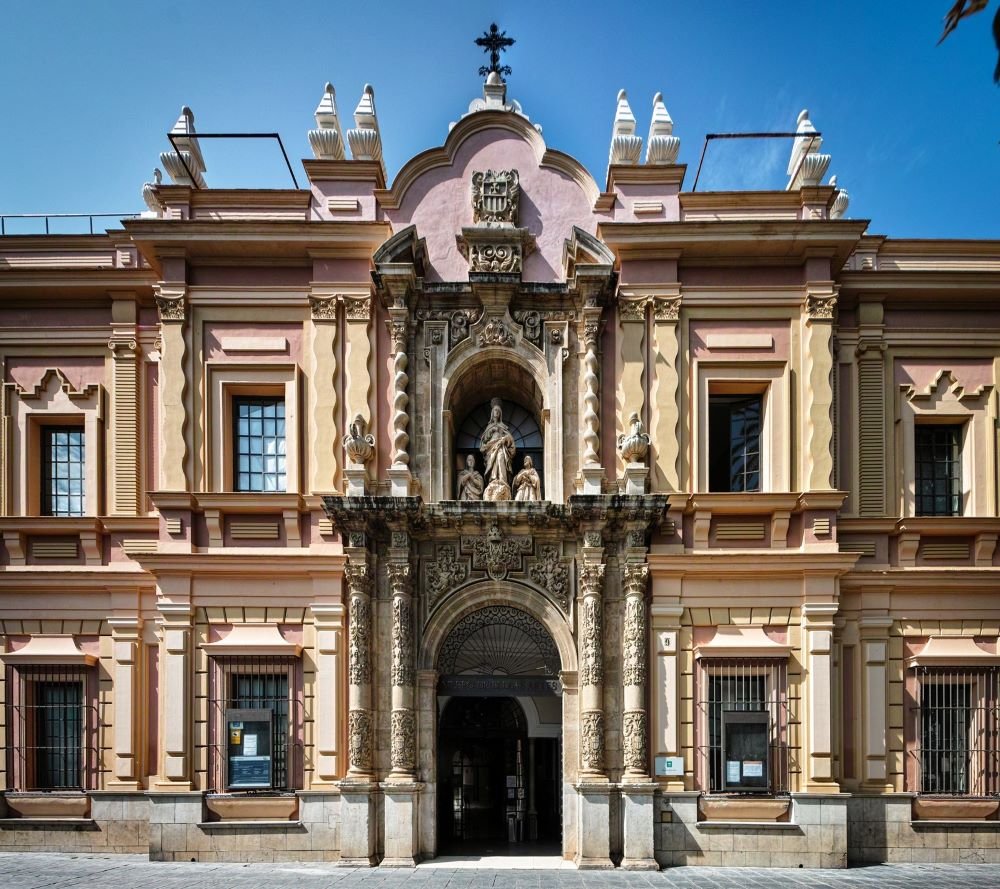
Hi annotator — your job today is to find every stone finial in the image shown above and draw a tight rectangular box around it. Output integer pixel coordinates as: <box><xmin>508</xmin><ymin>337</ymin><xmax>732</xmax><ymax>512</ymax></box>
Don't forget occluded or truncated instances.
<box><xmin>617</xmin><ymin>412</ymin><xmax>650</xmax><ymax>462</ymax></box>
<box><xmin>829</xmin><ymin>175</ymin><xmax>850</xmax><ymax>220</ymax></box>
<box><xmin>786</xmin><ymin>108</ymin><xmax>830</xmax><ymax>190</ymax></box>
<box><xmin>609</xmin><ymin>89</ymin><xmax>642</xmax><ymax>166</ymax></box>
<box><xmin>645</xmin><ymin>92</ymin><xmax>680</xmax><ymax>165</ymax></box>
<box><xmin>344</xmin><ymin>413</ymin><xmax>376</xmax><ymax>465</ymax></box>
<box><xmin>141</xmin><ymin>168</ymin><xmax>163</xmax><ymax>216</ymax></box>
<box><xmin>308</xmin><ymin>82</ymin><xmax>346</xmax><ymax>160</ymax></box>
<box><xmin>347</xmin><ymin>84</ymin><xmax>383</xmax><ymax>165</ymax></box>
<box><xmin>160</xmin><ymin>106</ymin><xmax>207</xmax><ymax>188</ymax></box>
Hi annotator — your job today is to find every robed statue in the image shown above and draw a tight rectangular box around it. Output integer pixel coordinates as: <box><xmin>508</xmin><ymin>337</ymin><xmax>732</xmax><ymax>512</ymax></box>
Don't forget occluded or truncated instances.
<box><xmin>457</xmin><ymin>453</ymin><xmax>485</xmax><ymax>500</ymax></box>
<box><xmin>513</xmin><ymin>454</ymin><xmax>541</xmax><ymax>501</ymax></box>
<box><xmin>480</xmin><ymin>398</ymin><xmax>516</xmax><ymax>501</ymax></box>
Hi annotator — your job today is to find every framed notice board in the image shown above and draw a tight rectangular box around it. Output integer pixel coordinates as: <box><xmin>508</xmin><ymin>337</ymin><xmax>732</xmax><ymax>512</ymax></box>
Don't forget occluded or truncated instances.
<box><xmin>225</xmin><ymin>708</ymin><xmax>274</xmax><ymax>790</ymax></box>
<box><xmin>721</xmin><ymin>710</ymin><xmax>769</xmax><ymax>793</ymax></box>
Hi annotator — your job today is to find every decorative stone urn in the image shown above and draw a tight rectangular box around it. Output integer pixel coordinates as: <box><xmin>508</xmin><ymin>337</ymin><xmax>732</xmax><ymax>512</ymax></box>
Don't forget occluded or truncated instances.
<box><xmin>617</xmin><ymin>412</ymin><xmax>650</xmax><ymax>463</ymax></box>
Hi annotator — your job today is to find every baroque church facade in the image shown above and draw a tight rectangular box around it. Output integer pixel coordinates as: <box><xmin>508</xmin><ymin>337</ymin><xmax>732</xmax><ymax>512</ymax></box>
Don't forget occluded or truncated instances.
<box><xmin>1</xmin><ymin>53</ymin><xmax>1000</xmax><ymax>869</ymax></box>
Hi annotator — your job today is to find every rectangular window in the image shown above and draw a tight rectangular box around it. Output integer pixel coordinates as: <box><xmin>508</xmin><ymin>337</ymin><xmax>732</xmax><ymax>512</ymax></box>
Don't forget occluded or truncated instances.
<box><xmin>5</xmin><ymin>665</ymin><xmax>97</xmax><ymax>790</ymax></box>
<box><xmin>709</xmin><ymin>395</ymin><xmax>762</xmax><ymax>493</ymax></box>
<box><xmin>699</xmin><ymin>659</ymin><xmax>789</xmax><ymax>793</ymax></box>
<box><xmin>915</xmin><ymin>424</ymin><xmax>963</xmax><ymax>516</ymax></box>
<box><xmin>233</xmin><ymin>397</ymin><xmax>286</xmax><ymax>493</ymax></box>
<box><xmin>209</xmin><ymin>656</ymin><xmax>299</xmax><ymax>791</ymax></box>
<box><xmin>41</xmin><ymin>426</ymin><xmax>85</xmax><ymax>516</ymax></box>
<box><xmin>912</xmin><ymin>667</ymin><xmax>999</xmax><ymax>796</ymax></box>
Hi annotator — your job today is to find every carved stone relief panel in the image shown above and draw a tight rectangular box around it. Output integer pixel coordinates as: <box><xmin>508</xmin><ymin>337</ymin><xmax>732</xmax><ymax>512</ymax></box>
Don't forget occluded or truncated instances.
<box><xmin>460</xmin><ymin>522</ymin><xmax>532</xmax><ymax>580</ymax></box>
<box><xmin>424</xmin><ymin>544</ymin><xmax>470</xmax><ymax>609</ymax></box>
<box><xmin>528</xmin><ymin>544</ymin><xmax>570</xmax><ymax>613</ymax></box>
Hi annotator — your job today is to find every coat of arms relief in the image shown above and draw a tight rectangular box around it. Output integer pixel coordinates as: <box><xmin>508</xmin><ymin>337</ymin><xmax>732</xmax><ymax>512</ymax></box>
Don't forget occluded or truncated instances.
<box><xmin>459</xmin><ymin>168</ymin><xmax>534</xmax><ymax>274</ymax></box>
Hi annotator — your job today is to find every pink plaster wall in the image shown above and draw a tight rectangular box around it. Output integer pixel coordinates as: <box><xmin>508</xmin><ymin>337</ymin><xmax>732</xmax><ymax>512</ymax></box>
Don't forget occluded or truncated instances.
<box><xmin>0</xmin><ymin>307</ymin><xmax>110</xmax><ymax>328</ymax></box>
<box><xmin>6</xmin><ymin>356</ymin><xmax>106</xmax><ymax>392</ymax></box>
<box><xmin>190</xmin><ymin>266</ymin><xmax>312</xmax><ymax>287</ymax></box>
<box><xmin>681</xmin><ymin>266</ymin><xmax>804</xmax><ymax>287</ymax></box>
<box><xmin>386</xmin><ymin>128</ymin><xmax>599</xmax><ymax>283</ymax></box>
<box><xmin>894</xmin><ymin>359</ymin><xmax>993</xmax><ymax>394</ymax></box>
<box><xmin>204</xmin><ymin>322</ymin><xmax>302</xmax><ymax>363</ymax></box>
<box><xmin>690</xmin><ymin>319</ymin><xmax>789</xmax><ymax>361</ymax></box>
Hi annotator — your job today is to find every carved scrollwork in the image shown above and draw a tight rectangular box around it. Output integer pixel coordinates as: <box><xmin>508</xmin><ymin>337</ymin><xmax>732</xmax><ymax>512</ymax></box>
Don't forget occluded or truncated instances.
<box><xmin>470</xmin><ymin>243</ymin><xmax>522</xmax><ymax>274</ymax></box>
<box><xmin>619</xmin><ymin>298</ymin><xmax>647</xmax><ymax>322</ymax></box>
<box><xmin>348</xmin><ymin>708</ymin><xmax>373</xmax><ymax>773</ymax></box>
<box><xmin>477</xmin><ymin>317</ymin><xmax>514</xmax><ymax>346</ymax></box>
<box><xmin>154</xmin><ymin>291</ymin><xmax>185</xmax><ymax>322</ymax></box>
<box><xmin>622</xmin><ymin>594</ymin><xmax>647</xmax><ymax>688</ymax></box>
<box><xmin>652</xmin><ymin>296</ymin><xmax>681</xmax><ymax>322</ymax></box>
<box><xmin>309</xmin><ymin>295</ymin><xmax>337</xmax><ymax>320</ymax></box>
<box><xmin>807</xmin><ymin>294</ymin><xmax>837</xmax><ymax>320</ymax></box>
<box><xmin>583</xmin><ymin>530</ymin><xmax>603</xmax><ymax>549</ymax></box>
<box><xmin>580</xmin><ymin>595</ymin><xmax>604</xmax><ymax>687</ymax></box>
<box><xmin>390</xmin><ymin>709</ymin><xmax>416</xmax><ymax>772</ymax></box>
<box><xmin>580</xmin><ymin>709</ymin><xmax>605</xmax><ymax>772</ymax></box>
<box><xmin>425</xmin><ymin>544</ymin><xmax>469</xmax><ymax>608</ymax></box>
<box><xmin>528</xmin><ymin>545</ymin><xmax>570</xmax><ymax>613</ymax></box>
<box><xmin>461</xmin><ymin>522</ymin><xmax>532</xmax><ymax>581</ymax></box>
<box><xmin>622</xmin><ymin>709</ymin><xmax>647</xmax><ymax>773</ymax></box>
<box><xmin>344</xmin><ymin>297</ymin><xmax>372</xmax><ymax>321</ymax></box>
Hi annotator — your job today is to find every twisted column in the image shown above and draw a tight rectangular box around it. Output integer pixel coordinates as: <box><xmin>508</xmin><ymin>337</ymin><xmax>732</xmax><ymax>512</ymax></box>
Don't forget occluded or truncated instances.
<box><xmin>391</xmin><ymin>319</ymin><xmax>409</xmax><ymax>468</ymax></box>
<box><xmin>388</xmin><ymin>559</ymin><xmax>416</xmax><ymax>779</ymax></box>
<box><xmin>345</xmin><ymin>561</ymin><xmax>374</xmax><ymax>780</ymax></box>
<box><xmin>582</xmin><ymin>320</ymin><xmax>600</xmax><ymax>465</ymax></box>
<box><xmin>621</xmin><ymin>563</ymin><xmax>650</xmax><ymax>781</ymax></box>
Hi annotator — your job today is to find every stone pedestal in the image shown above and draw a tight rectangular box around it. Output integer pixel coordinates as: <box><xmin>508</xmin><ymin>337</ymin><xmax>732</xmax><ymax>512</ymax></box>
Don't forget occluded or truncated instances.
<box><xmin>581</xmin><ymin>465</ymin><xmax>604</xmax><ymax>495</ymax></box>
<box><xmin>381</xmin><ymin>781</ymin><xmax>423</xmax><ymax>866</ymax></box>
<box><xmin>621</xmin><ymin>783</ymin><xmax>658</xmax><ymax>870</ymax></box>
<box><xmin>338</xmin><ymin>782</ymin><xmax>379</xmax><ymax>866</ymax></box>
<box><xmin>575</xmin><ymin>781</ymin><xmax>613</xmax><ymax>869</ymax></box>
<box><xmin>622</xmin><ymin>462</ymin><xmax>648</xmax><ymax>495</ymax></box>
<box><xmin>344</xmin><ymin>466</ymin><xmax>368</xmax><ymax>496</ymax></box>
<box><xmin>387</xmin><ymin>466</ymin><xmax>413</xmax><ymax>497</ymax></box>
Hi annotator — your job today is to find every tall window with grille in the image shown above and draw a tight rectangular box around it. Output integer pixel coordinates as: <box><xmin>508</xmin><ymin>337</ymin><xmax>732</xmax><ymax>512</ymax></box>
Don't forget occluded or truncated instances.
<box><xmin>4</xmin><ymin>665</ymin><xmax>98</xmax><ymax>790</ymax></box>
<box><xmin>697</xmin><ymin>659</ymin><xmax>790</xmax><ymax>794</ymax></box>
<box><xmin>41</xmin><ymin>426</ymin><xmax>85</xmax><ymax>516</ymax></box>
<box><xmin>233</xmin><ymin>397</ymin><xmax>286</xmax><ymax>492</ymax></box>
<box><xmin>709</xmin><ymin>395</ymin><xmax>762</xmax><ymax>493</ymax></box>
<box><xmin>910</xmin><ymin>666</ymin><xmax>999</xmax><ymax>796</ymax></box>
<box><xmin>915</xmin><ymin>423</ymin><xmax>963</xmax><ymax>516</ymax></box>
<box><xmin>208</xmin><ymin>656</ymin><xmax>301</xmax><ymax>792</ymax></box>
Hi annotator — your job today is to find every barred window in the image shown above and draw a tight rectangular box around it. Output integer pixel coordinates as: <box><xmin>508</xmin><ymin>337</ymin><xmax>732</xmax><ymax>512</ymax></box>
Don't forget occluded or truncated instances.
<box><xmin>911</xmin><ymin>666</ymin><xmax>999</xmax><ymax>796</ymax></box>
<box><xmin>697</xmin><ymin>659</ymin><xmax>790</xmax><ymax>794</ymax></box>
<box><xmin>4</xmin><ymin>665</ymin><xmax>98</xmax><ymax>790</ymax></box>
<box><xmin>41</xmin><ymin>426</ymin><xmax>85</xmax><ymax>516</ymax></box>
<box><xmin>208</xmin><ymin>656</ymin><xmax>301</xmax><ymax>791</ymax></box>
<box><xmin>233</xmin><ymin>397</ymin><xmax>286</xmax><ymax>493</ymax></box>
<box><xmin>915</xmin><ymin>424</ymin><xmax>963</xmax><ymax>517</ymax></box>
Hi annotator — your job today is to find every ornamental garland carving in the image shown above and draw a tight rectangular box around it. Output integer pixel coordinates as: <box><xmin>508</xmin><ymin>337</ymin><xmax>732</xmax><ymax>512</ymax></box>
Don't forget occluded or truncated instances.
<box><xmin>652</xmin><ymin>296</ymin><xmax>681</xmax><ymax>322</ymax></box>
<box><xmin>580</xmin><ymin>710</ymin><xmax>605</xmax><ymax>772</ymax></box>
<box><xmin>807</xmin><ymin>294</ymin><xmax>837</xmax><ymax>320</ymax></box>
<box><xmin>391</xmin><ymin>592</ymin><xmax>415</xmax><ymax>688</ymax></box>
<box><xmin>348</xmin><ymin>593</ymin><xmax>371</xmax><ymax>687</ymax></box>
<box><xmin>415</xmin><ymin>309</ymin><xmax>483</xmax><ymax>351</ymax></box>
<box><xmin>425</xmin><ymin>544</ymin><xmax>469</xmax><ymax>608</ymax></box>
<box><xmin>622</xmin><ymin>595</ymin><xmax>647</xmax><ymax>688</ymax></box>
<box><xmin>390</xmin><ymin>709</ymin><xmax>416</xmax><ymax>772</ymax></box>
<box><xmin>528</xmin><ymin>545</ymin><xmax>570</xmax><ymax>613</ymax></box>
<box><xmin>580</xmin><ymin>595</ymin><xmax>604</xmax><ymax>687</ymax></box>
<box><xmin>461</xmin><ymin>522</ymin><xmax>532</xmax><ymax>581</ymax></box>
<box><xmin>348</xmin><ymin>709</ymin><xmax>373</xmax><ymax>772</ymax></box>
<box><xmin>622</xmin><ymin>709</ymin><xmax>647</xmax><ymax>773</ymax></box>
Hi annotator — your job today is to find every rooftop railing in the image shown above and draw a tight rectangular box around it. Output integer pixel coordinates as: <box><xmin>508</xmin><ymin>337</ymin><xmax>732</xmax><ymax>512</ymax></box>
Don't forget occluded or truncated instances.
<box><xmin>0</xmin><ymin>213</ymin><xmax>140</xmax><ymax>236</ymax></box>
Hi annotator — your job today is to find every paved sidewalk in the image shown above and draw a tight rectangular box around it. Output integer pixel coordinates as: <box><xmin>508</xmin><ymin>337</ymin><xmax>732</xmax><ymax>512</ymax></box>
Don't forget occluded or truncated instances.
<box><xmin>2</xmin><ymin>853</ymin><xmax>1000</xmax><ymax>888</ymax></box>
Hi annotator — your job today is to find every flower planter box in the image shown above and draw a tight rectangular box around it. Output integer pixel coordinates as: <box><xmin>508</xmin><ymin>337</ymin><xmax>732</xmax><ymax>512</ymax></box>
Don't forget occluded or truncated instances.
<box><xmin>205</xmin><ymin>795</ymin><xmax>298</xmax><ymax>822</ymax></box>
<box><xmin>699</xmin><ymin>797</ymin><xmax>789</xmax><ymax>822</ymax></box>
<box><xmin>5</xmin><ymin>793</ymin><xmax>90</xmax><ymax>819</ymax></box>
<box><xmin>912</xmin><ymin>798</ymin><xmax>999</xmax><ymax>821</ymax></box>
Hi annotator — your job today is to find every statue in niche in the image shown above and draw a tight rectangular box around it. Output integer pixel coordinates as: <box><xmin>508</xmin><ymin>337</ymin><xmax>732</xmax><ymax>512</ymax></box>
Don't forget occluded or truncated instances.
<box><xmin>513</xmin><ymin>455</ymin><xmax>541</xmax><ymax>502</ymax></box>
<box><xmin>457</xmin><ymin>453</ymin><xmax>484</xmax><ymax>501</ymax></box>
<box><xmin>480</xmin><ymin>397</ymin><xmax>516</xmax><ymax>501</ymax></box>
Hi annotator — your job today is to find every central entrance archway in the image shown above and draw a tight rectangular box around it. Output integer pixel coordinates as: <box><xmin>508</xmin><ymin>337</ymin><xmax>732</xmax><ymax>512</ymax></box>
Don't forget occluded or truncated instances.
<box><xmin>435</xmin><ymin>605</ymin><xmax>563</xmax><ymax>855</ymax></box>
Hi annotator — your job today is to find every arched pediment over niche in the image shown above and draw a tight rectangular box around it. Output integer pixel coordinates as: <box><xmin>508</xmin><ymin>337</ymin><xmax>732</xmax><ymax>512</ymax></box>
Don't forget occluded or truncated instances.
<box><xmin>378</xmin><ymin>112</ymin><xmax>601</xmax><ymax>284</ymax></box>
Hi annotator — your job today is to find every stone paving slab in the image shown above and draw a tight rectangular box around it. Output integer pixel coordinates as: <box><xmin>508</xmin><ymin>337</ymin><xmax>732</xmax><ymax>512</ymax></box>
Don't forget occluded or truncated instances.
<box><xmin>1</xmin><ymin>853</ymin><xmax>1000</xmax><ymax>889</ymax></box>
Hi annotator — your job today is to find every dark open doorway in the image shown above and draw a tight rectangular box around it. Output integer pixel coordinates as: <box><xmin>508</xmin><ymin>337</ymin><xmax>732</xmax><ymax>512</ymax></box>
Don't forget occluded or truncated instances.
<box><xmin>437</xmin><ymin>696</ymin><xmax>561</xmax><ymax>855</ymax></box>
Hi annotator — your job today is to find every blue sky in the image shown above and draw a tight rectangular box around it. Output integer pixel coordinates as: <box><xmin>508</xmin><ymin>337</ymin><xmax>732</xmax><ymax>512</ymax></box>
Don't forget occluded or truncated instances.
<box><xmin>1</xmin><ymin>0</ymin><xmax>997</xmax><ymax>238</ymax></box>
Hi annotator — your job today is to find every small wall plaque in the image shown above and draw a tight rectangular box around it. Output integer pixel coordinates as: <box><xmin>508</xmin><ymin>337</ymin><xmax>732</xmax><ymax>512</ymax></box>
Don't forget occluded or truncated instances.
<box><xmin>655</xmin><ymin>755</ymin><xmax>684</xmax><ymax>777</ymax></box>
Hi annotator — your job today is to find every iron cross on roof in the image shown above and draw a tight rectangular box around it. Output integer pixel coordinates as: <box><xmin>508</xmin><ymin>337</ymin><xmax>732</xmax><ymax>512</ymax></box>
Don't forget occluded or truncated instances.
<box><xmin>475</xmin><ymin>23</ymin><xmax>515</xmax><ymax>80</ymax></box>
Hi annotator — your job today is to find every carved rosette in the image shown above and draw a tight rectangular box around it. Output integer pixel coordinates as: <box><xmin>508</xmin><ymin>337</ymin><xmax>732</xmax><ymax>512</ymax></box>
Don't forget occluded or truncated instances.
<box><xmin>348</xmin><ymin>708</ymin><xmax>373</xmax><ymax>774</ymax></box>
<box><xmin>622</xmin><ymin>709</ymin><xmax>647</xmax><ymax>774</ymax></box>
<box><xmin>390</xmin><ymin>709</ymin><xmax>416</xmax><ymax>772</ymax></box>
<box><xmin>580</xmin><ymin>710</ymin><xmax>605</xmax><ymax>772</ymax></box>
